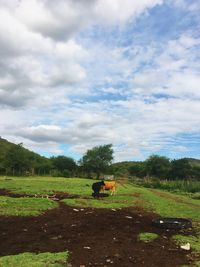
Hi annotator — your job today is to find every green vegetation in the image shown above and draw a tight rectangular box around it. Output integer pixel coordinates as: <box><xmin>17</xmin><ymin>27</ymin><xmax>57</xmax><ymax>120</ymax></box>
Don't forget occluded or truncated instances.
<box><xmin>138</xmin><ymin>232</ymin><xmax>159</xmax><ymax>242</ymax></box>
<box><xmin>112</xmin><ymin>156</ymin><xmax>200</xmax><ymax>181</ymax></box>
<box><xmin>79</xmin><ymin>144</ymin><xmax>113</xmax><ymax>179</ymax></box>
<box><xmin>0</xmin><ymin>196</ymin><xmax>58</xmax><ymax>216</ymax></box>
<box><xmin>139</xmin><ymin>179</ymin><xmax>200</xmax><ymax>193</ymax></box>
<box><xmin>134</xmin><ymin>188</ymin><xmax>200</xmax><ymax>221</ymax></box>
<box><xmin>0</xmin><ymin>176</ymin><xmax>200</xmax><ymax>219</ymax></box>
<box><xmin>0</xmin><ymin>176</ymin><xmax>199</xmax><ymax>266</ymax></box>
<box><xmin>0</xmin><ymin>252</ymin><xmax>70</xmax><ymax>267</ymax></box>
<box><xmin>172</xmin><ymin>235</ymin><xmax>200</xmax><ymax>252</ymax></box>
<box><xmin>0</xmin><ymin>176</ymin><xmax>94</xmax><ymax>196</ymax></box>
<box><xmin>1</xmin><ymin>138</ymin><xmax>200</xmax><ymax>182</ymax></box>
<box><xmin>0</xmin><ymin>138</ymin><xmax>77</xmax><ymax>177</ymax></box>
<box><xmin>62</xmin><ymin>194</ymin><xmax>136</xmax><ymax>209</ymax></box>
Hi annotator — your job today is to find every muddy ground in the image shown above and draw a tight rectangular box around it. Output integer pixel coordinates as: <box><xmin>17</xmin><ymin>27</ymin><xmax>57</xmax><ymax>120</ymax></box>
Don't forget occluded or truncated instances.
<box><xmin>0</xmin><ymin>190</ymin><xmax>195</xmax><ymax>267</ymax></box>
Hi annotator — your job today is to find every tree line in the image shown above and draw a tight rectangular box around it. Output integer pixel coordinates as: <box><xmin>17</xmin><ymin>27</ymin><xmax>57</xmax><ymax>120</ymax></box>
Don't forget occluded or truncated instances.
<box><xmin>0</xmin><ymin>141</ymin><xmax>113</xmax><ymax>178</ymax></box>
<box><xmin>0</xmin><ymin>139</ymin><xmax>199</xmax><ymax>180</ymax></box>
<box><xmin>128</xmin><ymin>155</ymin><xmax>200</xmax><ymax>180</ymax></box>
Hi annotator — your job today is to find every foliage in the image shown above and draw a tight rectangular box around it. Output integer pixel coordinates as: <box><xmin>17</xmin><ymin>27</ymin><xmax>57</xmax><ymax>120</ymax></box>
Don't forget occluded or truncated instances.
<box><xmin>128</xmin><ymin>162</ymin><xmax>146</xmax><ymax>177</ymax></box>
<box><xmin>139</xmin><ymin>179</ymin><xmax>200</xmax><ymax>193</ymax></box>
<box><xmin>169</xmin><ymin>158</ymin><xmax>192</xmax><ymax>180</ymax></box>
<box><xmin>80</xmin><ymin>144</ymin><xmax>113</xmax><ymax>179</ymax></box>
<box><xmin>0</xmin><ymin>138</ymin><xmax>53</xmax><ymax>176</ymax></box>
<box><xmin>145</xmin><ymin>155</ymin><xmax>171</xmax><ymax>179</ymax></box>
<box><xmin>138</xmin><ymin>232</ymin><xmax>159</xmax><ymax>242</ymax></box>
<box><xmin>4</xmin><ymin>143</ymin><xmax>32</xmax><ymax>175</ymax></box>
<box><xmin>1</xmin><ymin>138</ymin><xmax>200</xmax><ymax>181</ymax></box>
<box><xmin>51</xmin><ymin>156</ymin><xmax>77</xmax><ymax>177</ymax></box>
<box><xmin>0</xmin><ymin>252</ymin><xmax>70</xmax><ymax>267</ymax></box>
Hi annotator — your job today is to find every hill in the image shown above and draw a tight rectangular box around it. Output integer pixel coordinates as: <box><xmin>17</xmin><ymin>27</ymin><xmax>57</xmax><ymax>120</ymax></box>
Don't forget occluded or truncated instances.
<box><xmin>0</xmin><ymin>137</ymin><xmax>50</xmax><ymax>175</ymax></box>
<box><xmin>186</xmin><ymin>158</ymin><xmax>200</xmax><ymax>168</ymax></box>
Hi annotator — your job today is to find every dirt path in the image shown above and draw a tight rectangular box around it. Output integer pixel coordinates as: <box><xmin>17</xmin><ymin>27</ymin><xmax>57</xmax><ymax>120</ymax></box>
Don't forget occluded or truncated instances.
<box><xmin>0</xmin><ymin>201</ymin><xmax>193</xmax><ymax>267</ymax></box>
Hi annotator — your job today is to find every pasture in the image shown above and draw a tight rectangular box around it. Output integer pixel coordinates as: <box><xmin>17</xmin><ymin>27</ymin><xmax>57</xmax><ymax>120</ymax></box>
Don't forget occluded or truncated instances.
<box><xmin>0</xmin><ymin>176</ymin><xmax>200</xmax><ymax>266</ymax></box>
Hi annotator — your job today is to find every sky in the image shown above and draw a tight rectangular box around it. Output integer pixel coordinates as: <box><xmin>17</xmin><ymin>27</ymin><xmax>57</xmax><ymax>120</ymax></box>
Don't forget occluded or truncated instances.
<box><xmin>0</xmin><ymin>0</ymin><xmax>200</xmax><ymax>162</ymax></box>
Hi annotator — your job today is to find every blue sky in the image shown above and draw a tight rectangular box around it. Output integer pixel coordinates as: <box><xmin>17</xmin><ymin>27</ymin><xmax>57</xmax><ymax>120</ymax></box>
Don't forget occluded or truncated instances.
<box><xmin>0</xmin><ymin>0</ymin><xmax>199</xmax><ymax>162</ymax></box>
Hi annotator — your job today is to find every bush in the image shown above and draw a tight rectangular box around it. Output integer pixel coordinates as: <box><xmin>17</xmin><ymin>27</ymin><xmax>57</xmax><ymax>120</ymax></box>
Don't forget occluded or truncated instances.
<box><xmin>62</xmin><ymin>169</ymin><xmax>71</xmax><ymax>178</ymax></box>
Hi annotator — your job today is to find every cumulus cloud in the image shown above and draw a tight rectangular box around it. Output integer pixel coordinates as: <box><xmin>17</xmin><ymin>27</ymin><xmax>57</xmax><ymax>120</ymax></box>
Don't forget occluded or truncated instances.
<box><xmin>13</xmin><ymin>0</ymin><xmax>163</xmax><ymax>40</ymax></box>
<box><xmin>1</xmin><ymin>0</ymin><xmax>200</xmax><ymax>161</ymax></box>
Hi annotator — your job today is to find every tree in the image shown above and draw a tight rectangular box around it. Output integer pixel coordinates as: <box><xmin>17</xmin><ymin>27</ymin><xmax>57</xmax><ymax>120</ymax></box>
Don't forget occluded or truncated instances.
<box><xmin>51</xmin><ymin>156</ymin><xmax>77</xmax><ymax>177</ymax></box>
<box><xmin>4</xmin><ymin>143</ymin><xmax>31</xmax><ymax>175</ymax></box>
<box><xmin>169</xmin><ymin>158</ymin><xmax>192</xmax><ymax>180</ymax></box>
<box><xmin>129</xmin><ymin>163</ymin><xmax>146</xmax><ymax>178</ymax></box>
<box><xmin>145</xmin><ymin>155</ymin><xmax>171</xmax><ymax>179</ymax></box>
<box><xmin>80</xmin><ymin>144</ymin><xmax>114</xmax><ymax>179</ymax></box>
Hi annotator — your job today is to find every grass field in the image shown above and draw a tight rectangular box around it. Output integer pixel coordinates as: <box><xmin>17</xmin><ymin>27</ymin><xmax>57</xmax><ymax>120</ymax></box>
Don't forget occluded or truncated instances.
<box><xmin>0</xmin><ymin>176</ymin><xmax>199</xmax><ymax>266</ymax></box>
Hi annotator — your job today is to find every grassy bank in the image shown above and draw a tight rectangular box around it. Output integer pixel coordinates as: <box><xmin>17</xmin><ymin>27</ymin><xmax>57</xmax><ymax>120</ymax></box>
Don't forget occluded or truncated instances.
<box><xmin>138</xmin><ymin>179</ymin><xmax>200</xmax><ymax>193</ymax></box>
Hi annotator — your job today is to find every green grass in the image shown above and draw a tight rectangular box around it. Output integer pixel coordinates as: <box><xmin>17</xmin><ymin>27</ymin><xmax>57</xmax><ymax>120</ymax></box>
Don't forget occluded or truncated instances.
<box><xmin>172</xmin><ymin>235</ymin><xmax>200</xmax><ymax>252</ymax></box>
<box><xmin>138</xmin><ymin>232</ymin><xmax>159</xmax><ymax>242</ymax></box>
<box><xmin>0</xmin><ymin>196</ymin><xmax>58</xmax><ymax>216</ymax></box>
<box><xmin>0</xmin><ymin>176</ymin><xmax>94</xmax><ymax>196</ymax></box>
<box><xmin>137</xmin><ymin>189</ymin><xmax>200</xmax><ymax>221</ymax></box>
<box><xmin>1</xmin><ymin>176</ymin><xmax>200</xmax><ymax>220</ymax></box>
<box><xmin>140</xmin><ymin>179</ymin><xmax>200</xmax><ymax>193</ymax></box>
<box><xmin>62</xmin><ymin>194</ymin><xmax>136</xmax><ymax>209</ymax></box>
<box><xmin>0</xmin><ymin>252</ymin><xmax>70</xmax><ymax>267</ymax></box>
<box><xmin>173</xmin><ymin>234</ymin><xmax>200</xmax><ymax>267</ymax></box>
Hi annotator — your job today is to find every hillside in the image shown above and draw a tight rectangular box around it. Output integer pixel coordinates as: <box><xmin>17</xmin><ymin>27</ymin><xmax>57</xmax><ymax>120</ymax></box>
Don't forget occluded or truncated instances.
<box><xmin>0</xmin><ymin>137</ymin><xmax>46</xmax><ymax>161</ymax></box>
<box><xmin>186</xmin><ymin>158</ymin><xmax>200</xmax><ymax>168</ymax></box>
<box><xmin>0</xmin><ymin>137</ymin><xmax>50</xmax><ymax>175</ymax></box>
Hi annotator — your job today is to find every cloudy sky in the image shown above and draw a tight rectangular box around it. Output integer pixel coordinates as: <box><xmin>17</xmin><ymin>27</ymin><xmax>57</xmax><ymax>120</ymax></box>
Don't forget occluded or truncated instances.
<box><xmin>0</xmin><ymin>0</ymin><xmax>199</xmax><ymax>162</ymax></box>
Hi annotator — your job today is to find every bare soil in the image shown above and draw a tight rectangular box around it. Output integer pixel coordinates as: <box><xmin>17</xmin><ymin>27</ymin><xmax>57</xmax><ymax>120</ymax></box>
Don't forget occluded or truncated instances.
<box><xmin>0</xmin><ymin>190</ymin><xmax>195</xmax><ymax>267</ymax></box>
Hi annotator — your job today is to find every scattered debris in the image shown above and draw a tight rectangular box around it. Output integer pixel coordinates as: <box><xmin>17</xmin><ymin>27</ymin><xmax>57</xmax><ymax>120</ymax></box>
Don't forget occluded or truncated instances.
<box><xmin>73</xmin><ymin>209</ymin><xmax>79</xmax><ymax>212</ymax></box>
<box><xmin>181</xmin><ymin>243</ymin><xmax>190</xmax><ymax>251</ymax></box>
<box><xmin>125</xmin><ymin>216</ymin><xmax>133</xmax><ymax>219</ymax></box>
<box><xmin>111</xmin><ymin>209</ymin><xmax>116</xmax><ymax>211</ymax></box>
<box><xmin>106</xmin><ymin>259</ymin><xmax>113</xmax><ymax>263</ymax></box>
<box><xmin>83</xmin><ymin>246</ymin><xmax>91</xmax><ymax>250</ymax></box>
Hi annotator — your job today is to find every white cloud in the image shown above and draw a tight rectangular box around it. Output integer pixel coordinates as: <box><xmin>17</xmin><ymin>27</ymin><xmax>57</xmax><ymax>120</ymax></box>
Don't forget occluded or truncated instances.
<box><xmin>0</xmin><ymin>0</ymin><xmax>200</xmax><ymax>161</ymax></box>
<box><xmin>13</xmin><ymin>0</ymin><xmax>163</xmax><ymax>40</ymax></box>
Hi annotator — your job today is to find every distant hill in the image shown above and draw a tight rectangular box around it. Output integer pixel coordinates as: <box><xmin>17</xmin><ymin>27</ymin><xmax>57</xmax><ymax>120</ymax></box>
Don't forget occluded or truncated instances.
<box><xmin>0</xmin><ymin>137</ymin><xmax>46</xmax><ymax>161</ymax></box>
<box><xmin>185</xmin><ymin>158</ymin><xmax>200</xmax><ymax>168</ymax></box>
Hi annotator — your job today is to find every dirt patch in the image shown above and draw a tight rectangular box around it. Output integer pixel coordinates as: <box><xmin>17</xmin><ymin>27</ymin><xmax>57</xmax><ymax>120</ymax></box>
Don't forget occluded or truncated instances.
<box><xmin>0</xmin><ymin>203</ymin><xmax>194</xmax><ymax>267</ymax></box>
<box><xmin>0</xmin><ymin>189</ymin><xmax>80</xmax><ymax>201</ymax></box>
<box><xmin>150</xmin><ymin>189</ymin><xmax>200</xmax><ymax>208</ymax></box>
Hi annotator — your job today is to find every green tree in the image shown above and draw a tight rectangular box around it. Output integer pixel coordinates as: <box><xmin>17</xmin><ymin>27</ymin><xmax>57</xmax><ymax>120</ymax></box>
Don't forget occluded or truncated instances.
<box><xmin>4</xmin><ymin>143</ymin><xmax>31</xmax><ymax>175</ymax></box>
<box><xmin>129</xmin><ymin>163</ymin><xmax>146</xmax><ymax>178</ymax></box>
<box><xmin>169</xmin><ymin>158</ymin><xmax>192</xmax><ymax>180</ymax></box>
<box><xmin>145</xmin><ymin>155</ymin><xmax>171</xmax><ymax>179</ymax></box>
<box><xmin>80</xmin><ymin>144</ymin><xmax>114</xmax><ymax>179</ymax></box>
<box><xmin>51</xmin><ymin>156</ymin><xmax>77</xmax><ymax>177</ymax></box>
